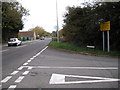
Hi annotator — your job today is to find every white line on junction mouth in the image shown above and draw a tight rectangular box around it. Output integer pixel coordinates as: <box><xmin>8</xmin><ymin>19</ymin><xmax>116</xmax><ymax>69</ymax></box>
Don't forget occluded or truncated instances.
<box><xmin>18</xmin><ymin>66</ymin><xmax>24</xmax><ymax>70</ymax></box>
<box><xmin>22</xmin><ymin>71</ymin><xmax>29</xmax><ymax>75</ymax></box>
<box><xmin>25</xmin><ymin>66</ymin><xmax>118</xmax><ymax>70</ymax></box>
<box><xmin>1</xmin><ymin>76</ymin><xmax>12</xmax><ymax>83</ymax></box>
<box><xmin>8</xmin><ymin>85</ymin><xmax>17</xmax><ymax>89</ymax></box>
<box><xmin>11</xmin><ymin>71</ymin><xmax>19</xmax><ymax>75</ymax></box>
<box><xmin>15</xmin><ymin>76</ymin><xmax>24</xmax><ymax>83</ymax></box>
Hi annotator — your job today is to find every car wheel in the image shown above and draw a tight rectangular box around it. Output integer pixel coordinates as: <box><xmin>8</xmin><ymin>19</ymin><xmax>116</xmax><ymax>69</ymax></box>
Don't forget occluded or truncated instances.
<box><xmin>8</xmin><ymin>44</ymin><xmax>10</xmax><ymax>47</ymax></box>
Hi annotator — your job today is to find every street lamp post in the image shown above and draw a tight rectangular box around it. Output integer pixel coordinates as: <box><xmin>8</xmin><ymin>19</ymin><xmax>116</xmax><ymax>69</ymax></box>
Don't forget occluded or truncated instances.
<box><xmin>56</xmin><ymin>0</ymin><xmax>59</xmax><ymax>42</ymax></box>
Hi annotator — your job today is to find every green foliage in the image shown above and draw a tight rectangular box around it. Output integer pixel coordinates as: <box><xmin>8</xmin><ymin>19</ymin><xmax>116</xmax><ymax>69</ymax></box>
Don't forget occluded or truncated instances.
<box><xmin>49</xmin><ymin>41</ymin><xmax>120</xmax><ymax>56</ymax></box>
<box><xmin>63</xmin><ymin>2</ymin><xmax>120</xmax><ymax>51</ymax></box>
<box><xmin>31</xmin><ymin>26</ymin><xmax>51</xmax><ymax>38</ymax></box>
<box><xmin>2</xmin><ymin>2</ymin><xmax>29</xmax><ymax>42</ymax></box>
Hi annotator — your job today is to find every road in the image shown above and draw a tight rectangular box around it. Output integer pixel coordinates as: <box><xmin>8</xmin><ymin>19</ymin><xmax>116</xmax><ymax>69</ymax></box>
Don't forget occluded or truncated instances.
<box><xmin>1</xmin><ymin>38</ymin><xmax>119</xmax><ymax>90</ymax></box>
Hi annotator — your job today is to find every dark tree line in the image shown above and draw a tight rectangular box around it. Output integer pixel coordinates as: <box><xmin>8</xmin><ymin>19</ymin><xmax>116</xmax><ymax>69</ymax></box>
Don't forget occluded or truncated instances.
<box><xmin>2</xmin><ymin>2</ymin><xmax>29</xmax><ymax>42</ymax></box>
<box><xmin>62</xmin><ymin>2</ymin><xmax>120</xmax><ymax>51</ymax></box>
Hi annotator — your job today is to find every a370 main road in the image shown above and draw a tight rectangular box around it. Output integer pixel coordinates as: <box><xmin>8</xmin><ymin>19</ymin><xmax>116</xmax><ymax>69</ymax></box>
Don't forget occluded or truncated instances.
<box><xmin>1</xmin><ymin>38</ymin><xmax>119</xmax><ymax>90</ymax></box>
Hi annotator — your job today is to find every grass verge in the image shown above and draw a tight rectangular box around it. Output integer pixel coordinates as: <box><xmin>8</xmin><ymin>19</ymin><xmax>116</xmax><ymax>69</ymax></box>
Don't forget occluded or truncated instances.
<box><xmin>49</xmin><ymin>41</ymin><xmax>120</xmax><ymax>57</ymax></box>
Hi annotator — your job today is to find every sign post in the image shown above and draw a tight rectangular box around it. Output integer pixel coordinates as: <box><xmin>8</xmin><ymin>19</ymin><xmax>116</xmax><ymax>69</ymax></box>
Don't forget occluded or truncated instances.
<box><xmin>107</xmin><ymin>30</ymin><xmax>110</xmax><ymax>52</ymax></box>
<box><xmin>102</xmin><ymin>31</ymin><xmax>105</xmax><ymax>51</ymax></box>
<box><xmin>100</xmin><ymin>21</ymin><xmax>110</xmax><ymax>52</ymax></box>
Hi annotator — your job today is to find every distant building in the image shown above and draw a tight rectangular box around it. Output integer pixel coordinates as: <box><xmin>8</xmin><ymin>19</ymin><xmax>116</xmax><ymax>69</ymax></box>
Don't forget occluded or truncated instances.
<box><xmin>18</xmin><ymin>31</ymin><xmax>36</xmax><ymax>41</ymax></box>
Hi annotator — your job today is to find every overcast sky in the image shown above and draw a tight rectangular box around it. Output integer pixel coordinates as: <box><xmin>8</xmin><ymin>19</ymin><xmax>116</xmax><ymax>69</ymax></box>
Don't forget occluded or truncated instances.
<box><xmin>18</xmin><ymin>0</ymin><xmax>85</xmax><ymax>33</ymax></box>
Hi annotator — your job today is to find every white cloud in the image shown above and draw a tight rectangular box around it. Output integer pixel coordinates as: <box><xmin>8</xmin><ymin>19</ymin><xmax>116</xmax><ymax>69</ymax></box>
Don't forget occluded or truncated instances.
<box><xmin>19</xmin><ymin>0</ymin><xmax>84</xmax><ymax>33</ymax></box>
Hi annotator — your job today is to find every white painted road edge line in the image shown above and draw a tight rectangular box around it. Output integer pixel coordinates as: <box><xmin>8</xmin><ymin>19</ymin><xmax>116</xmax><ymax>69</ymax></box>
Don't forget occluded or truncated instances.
<box><xmin>11</xmin><ymin>71</ymin><xmax>19</xmax><ymax>75</ymax></box>
<box><xmin>22</xmin><ymin>71</ymin><xmax>29</xmax><ymax>75</ymax></box>
<box><xmin>1</xmin><ymin>76</ymin><xmax>12</xmax><ymax>83</ymax></box>
<box><xmin>8</xmin><ymin>85</ymin><xmax>17</xmax><ymax>89</ymax></box>
<box><xmin>15</xmin><ymin>76</ymin><xmax>24</xmax><ymax>83</ymax></box>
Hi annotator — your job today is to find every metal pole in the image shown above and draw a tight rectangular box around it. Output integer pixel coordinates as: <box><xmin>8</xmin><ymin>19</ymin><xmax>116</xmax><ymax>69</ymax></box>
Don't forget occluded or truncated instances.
<box><xmin>56</xmin><ymin>0</ymin><xmax>59</xmax><ymax>42</ymax></box>
<box><xmin>103</xmin><ymin>31</ymin><xmax>105</xmax><ymax>51</ymax></box>
<box><xmin>107</xmin><ymin>30</ymin><xmax>110</xmax><ymax>52</ymax></box>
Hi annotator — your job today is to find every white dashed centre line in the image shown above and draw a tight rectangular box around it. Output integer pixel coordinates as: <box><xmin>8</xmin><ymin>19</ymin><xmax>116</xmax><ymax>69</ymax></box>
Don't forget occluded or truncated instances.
<box><xmin>23</xmin><ymin>62</ymin><xmax>28</xmax><ymax>66</ymax></box>
<box><xmin>27</xmin><ymin>60</ymin><xmax>32</xmax><ymax>63</ymax></box>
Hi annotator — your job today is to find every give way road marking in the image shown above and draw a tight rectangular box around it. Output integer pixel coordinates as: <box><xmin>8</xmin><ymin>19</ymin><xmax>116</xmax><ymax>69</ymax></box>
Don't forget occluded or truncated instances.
<box><xmin>49</xmin><ymin>73</ymin><xmax>120</xmax><ymax>84</ymax></box>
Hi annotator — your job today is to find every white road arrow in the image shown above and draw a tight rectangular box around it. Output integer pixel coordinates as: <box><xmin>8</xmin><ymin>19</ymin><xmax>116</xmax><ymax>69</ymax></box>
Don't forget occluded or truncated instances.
<box><xmin>49</xmin><ymin>73</ymin><xmax>120</xmax><ymax>84</ymax></box>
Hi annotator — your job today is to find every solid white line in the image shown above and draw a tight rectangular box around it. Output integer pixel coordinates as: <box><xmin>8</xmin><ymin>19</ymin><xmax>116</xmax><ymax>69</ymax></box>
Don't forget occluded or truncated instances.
<box><xmin>22</xmin><ymin>71</ymin><xmax>29</xmax><ymax>75</ymax></box>
<box><xmin>15</xmin><ymin>76</ymin><xmax>24</xmax><ymax>83</ymax></box>
<box><xmin>1</xmin><ymin>76</ymin><xmax>12</xmax><ymax>83</ymax></box>
<box><xmin>8</xmin><ymin>85</ymin><xmax>17</xmax><ymax>89</ymax></box>
<box><xmin>18</xmin><ymin>66</ymin><xmax>24</xmax><ymax>70</ymax></box>
<box><xmin>23</xmin><ymin>62</ymin><xmax>28</xmax><ymax>66</ymax></box>
<box><xmin>11</xmin><ymin>71</ymin><xmax>19</xmax><ymax>75</ymax></box>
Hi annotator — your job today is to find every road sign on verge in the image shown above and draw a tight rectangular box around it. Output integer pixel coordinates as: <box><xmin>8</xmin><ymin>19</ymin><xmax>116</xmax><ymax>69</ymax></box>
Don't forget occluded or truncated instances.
<box><xmin>49</xmin><ymin>73</ymin><xmax>120</xmax><ymax>84</ymax></box>
<box><xmin>100</xmin><ymin>21</ymin><xmax>110</xmax><ymax>31</ymax></box>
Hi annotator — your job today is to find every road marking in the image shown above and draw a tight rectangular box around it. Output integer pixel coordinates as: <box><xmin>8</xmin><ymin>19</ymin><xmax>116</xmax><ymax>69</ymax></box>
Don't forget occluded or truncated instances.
<box><xmin>23</xmin><ymin>62</ymin><xmax>28</xmax><ymax>66</ymax></box>
<box><xmin>15</xmin><ymin>45</ymin><xmax>27</xmax><ymax>48</ymax></box>
<box><xmin>8</xmin><ymin>85</ymin><xmax>17</xmax><ymax>89</ymax></box>
<box><xmin>11</xmin><ymin>71</ymin><xmax>19</xmax><ymax>75</ymax></box>
<box><xmin>30</xmin><ymin>57</ymin><xmax>34</xmax><ymax>60</ymax></box>
<box><xmin>28</xmin><ymin>67</ymin><xmax>33</xmax><ymax>70</ymax></box>
<box><xmin>27</xmin><ymin>66</ymin><xmax>118</xmax><ymax>70</ymax></box>
<box><xmin>22</xmin><ymin>71</ymin><xmax>29</xmax><ymax>75</ymax></box>
<box><xmin>1</xmin><ymin>76</ymin><xmax>12</xmax><ymax>83</ymax></box>
<box><xmin>49</xmin><ymin>73</ymin><xmax>120</xmax><ymax>84</ymax></box>
<box><xmin>39</xmin><ymin>46</ymin><xmax>48</xmax><ymax>54</ymax></box>
<box><xmin>27</xmin><ymin>60</ymin><xmax>32</xmax><ymax>63</ymax></box>
<box><xmin>0</xmin><ymin>49</ymin><xmax>9</xmax><ymax>52</ymax></box>
<box><xmin>15</xmin><ymin>76</ymin><xmax>24</xmax><ymax>83</ymax></box>
<box><xmin>18</xmin><ymin>66</ymin><xmax>24</xmax><ymax>70</ymax></box>
<box><xmin>33</xmin><ymin>55</ymin><xmax>37</xmax><ymax>58</ymax></box>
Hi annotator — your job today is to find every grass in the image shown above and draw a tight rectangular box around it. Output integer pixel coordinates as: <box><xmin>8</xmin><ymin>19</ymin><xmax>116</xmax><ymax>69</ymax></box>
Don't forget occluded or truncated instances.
<box><xmin>49</xmin><ymin>41</ymin><xmax>120</xmax><ymax>57</ymax></box>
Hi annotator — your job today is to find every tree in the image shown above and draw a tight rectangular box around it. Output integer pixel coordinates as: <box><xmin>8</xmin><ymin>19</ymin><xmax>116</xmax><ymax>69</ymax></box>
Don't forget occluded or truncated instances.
<box><xmin>63</xmin><ymin>2</ymin><xmax>120</xmax><ymax>51</ymax></box>
<box><xmin>2</xmin><ymin>2</ymin><xmax>29</xmax><ymax>42</ymax></box>
<box><xmin>31</xmin><ymin>26</ymin><xmax>51</xmax><ymax>38</ymax></box>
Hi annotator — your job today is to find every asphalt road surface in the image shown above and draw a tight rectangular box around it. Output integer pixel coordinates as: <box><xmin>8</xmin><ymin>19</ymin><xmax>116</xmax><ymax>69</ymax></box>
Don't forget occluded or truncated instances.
<box><xmin>1</xmin><ymin>38</ymin><xmax>119</xmax><ymax>90</ymax></box>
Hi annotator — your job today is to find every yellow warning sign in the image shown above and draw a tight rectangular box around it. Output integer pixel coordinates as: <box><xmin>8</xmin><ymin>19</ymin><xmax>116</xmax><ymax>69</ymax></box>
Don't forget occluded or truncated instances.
<box><xmin>100</xmin><ymin>21</ymin><xmax>110</xmax><ymax>31</ymax></box>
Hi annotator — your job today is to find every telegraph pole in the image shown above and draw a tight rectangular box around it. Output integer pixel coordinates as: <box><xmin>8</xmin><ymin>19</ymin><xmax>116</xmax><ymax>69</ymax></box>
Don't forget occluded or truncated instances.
<box><xmin>56</xmin><ymin>0</ymin><xmax>59</xmax><ymax>42</ymax></box>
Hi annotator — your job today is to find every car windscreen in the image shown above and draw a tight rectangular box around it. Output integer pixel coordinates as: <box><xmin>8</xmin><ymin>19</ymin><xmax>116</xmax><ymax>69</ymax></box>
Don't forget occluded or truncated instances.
<box><xmin>9</xmin><ymin>39</ymin><xmax>16</xmax><ymax>42</ymax></box>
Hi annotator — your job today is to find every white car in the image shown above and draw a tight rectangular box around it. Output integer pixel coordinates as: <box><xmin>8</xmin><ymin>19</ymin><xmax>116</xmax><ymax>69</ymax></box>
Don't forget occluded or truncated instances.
<box><xmin>8</xmin><ymin>38</ymin><xmax>22</xmax><ymax>46</ymax></box>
